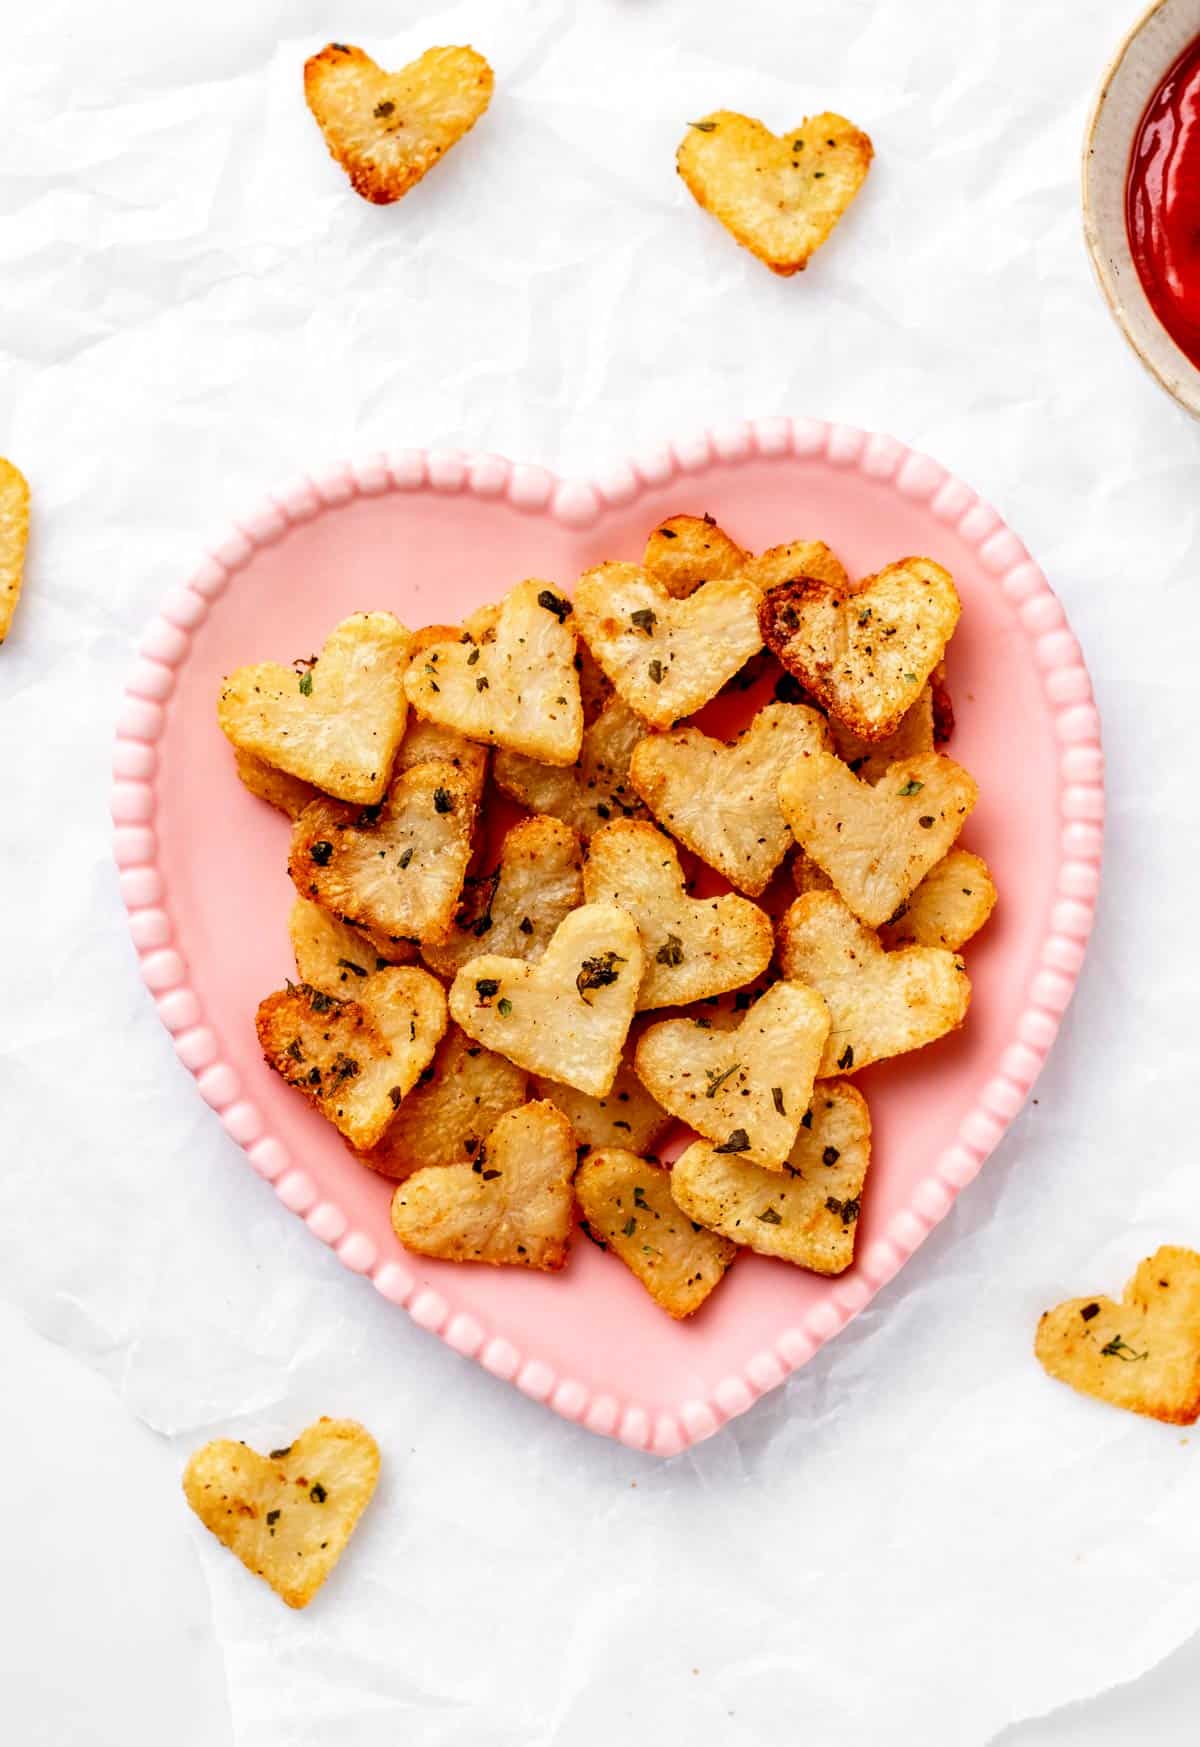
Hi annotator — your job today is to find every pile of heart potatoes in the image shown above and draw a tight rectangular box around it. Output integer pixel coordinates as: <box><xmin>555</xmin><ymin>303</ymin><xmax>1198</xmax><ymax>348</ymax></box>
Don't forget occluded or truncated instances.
<box><xmin>218</xmin><ymin>513</ymin><xmax>994</xmax><ymax>1320</ymax></box>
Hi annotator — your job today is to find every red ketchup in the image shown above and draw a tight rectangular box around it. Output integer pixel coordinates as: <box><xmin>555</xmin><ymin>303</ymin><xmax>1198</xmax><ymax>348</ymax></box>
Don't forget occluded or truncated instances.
<box><xmin>1126</xmin><ymin>34</ymin><xmax>1200</xmax><ymax>369</ymax></box>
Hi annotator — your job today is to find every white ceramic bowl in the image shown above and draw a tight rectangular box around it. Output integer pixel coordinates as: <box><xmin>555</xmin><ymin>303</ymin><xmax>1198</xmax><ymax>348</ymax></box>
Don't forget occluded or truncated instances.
<box><xmin>1083</xmin><ymin>0</ymin><xmax>1200</xmax><ymax>415</ymax></box>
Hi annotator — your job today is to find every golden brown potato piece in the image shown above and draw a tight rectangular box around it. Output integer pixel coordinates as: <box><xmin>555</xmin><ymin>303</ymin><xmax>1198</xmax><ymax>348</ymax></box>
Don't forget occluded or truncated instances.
<box><xmin>1035</xmin><ymin>1247</ymin><xmax>1200</xmax><ymax>1425</ymax></box>
<box><xmin>304</xmin><ymin>42</ymin><xmax>493</xmax><ymax>205</ymax></box>
<box><xmin>290</xmin><ymin>758</ymin><xmax>478</xmax><ymax>947</ymax></box>
<box><xmin>777</xmin><ymin>891</ymin><xmax>970</xmax><ymax>1077</ymax></box>
<box><xmin>828</xmin><ymin>687</ymin><xmax>934</xmax><ymax>784</ymax></box>
<box><xmin>879</xmin><ymin>848</ymin><xmax>996</xmax><ymax>951</ymax></box>
<box><xmin>634</xmin><ymin>982</ymin><xmax>830</xmax><ymax>1170</ymax></box>
<box><xmin>235</xmin><ymin>749</ymin><xmax>322</xmax><ymax>820</ymax></box>
<box><xmin>532</xmin><ymin>1048</ymin><xmax>672</xmax><ymax>1155</ymax></box>
<box><xmin>573</xmin><ymin>561</ymin><xmax>762</xmax><ymax>730</ymax></box>
<box><xmin>404</xmin><ymin>579</ymin><xmax>582</xmax><ymax>766</ymax></box>
<box><xmin>0</xmin><ymin>458</ymin><xmax>30</xmax><ymax>643</ymax></box>
<box><xmin>630</xmin><ymin>701</ymin><xmax>830</xmax><ymax>896</ymax></box>
<box><xmin>289</xmin><ymin>897</ymin><xmax>415</xmax><ymax>994</ymax></box>
<box><xmin>393</xmin><ymin>715</ymin><xmax>489</xmax><ymax>794</ymax></box>
<box><xmin>777</xmin><ymin>748</ymin><xmax>977</xmax><ymax>928</ymax></box>
<box><xmin>759</xmin><ymin>559</ymin><xmax>960</xmax><ymax>742</ymax></box>
<box><xmin>576</xmin><ymin>1152</ymin><xmax>735</xmax><ymax>1318</ymax></box>
<box><xmin>356</xmin><ymin>1024</ymin><xmax>527</xmax><ymax>1180</ymax></box>
<box><xmin>583</xmin><ymin>819</ymin><xmax>772</xmax><ymax>1008</ymax></box>
<box><xmin>218</xmin><ymin>613</ymin><xmax>412</xmax><ymax>806</ymax></box>
<box><xmin>390</xmin><ymin>1099</ymin><xmax>575</xmax><ymax>1269</ymax></box>
<box><xmin>449</xmin><ymin>904</ymin><xmax>643</xmax><ymax>1098</ymax></box>
<box><xmin>256</xmin><ymin>967</ymin><xmax>447</xmax><ymax>1149</ymax></box>
<box><xmin>422</xmin><ymin>815</ymin><xmax>582</xmax><ymax>979</ymax></box>
<box><xmin>576</xmin><ymin>642</ymin><xmax>613</xmax><ymax>722</ymax></box>
<box><xmin>493</xmin><ymin>695</ymin><xmax>647</xmax><ymax>842</ymax></box>
<box><xmin>642</xmin><ymin>513</ymin><xmax>747</xmax><ymax>600</ymax></box>
<box><xmin>742</xmin><ymin>538</ymin><xmax>848</xmax><ymax>595</ymax></box>
<box><xmin>677</xmin><ymin>109</ymin><xmax>873</xmax><ymax>276</ymax></box>
<box><xmin>183</xmin><ymin>1418</ymin><xmax>379</xmax><ymax>1609</ymax></box>
<box><xmin>670</xmin><ymin>1080</ymin><xmax>870</xmax><ymax>1274</ymax></box>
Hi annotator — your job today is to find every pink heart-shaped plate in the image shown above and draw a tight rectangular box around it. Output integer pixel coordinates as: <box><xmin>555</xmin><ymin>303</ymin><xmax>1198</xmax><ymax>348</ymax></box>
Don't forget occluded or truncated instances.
<box><xmin>113</xmin><ymin>420</ymin><xmax>1103</xmax><ymax>1456</ymax></box>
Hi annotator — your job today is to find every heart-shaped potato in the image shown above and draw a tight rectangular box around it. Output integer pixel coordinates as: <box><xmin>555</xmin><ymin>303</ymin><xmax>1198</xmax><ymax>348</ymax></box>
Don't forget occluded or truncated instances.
<box><xmin>390</xmin><ymin>1099</ymin><xmax>576</xmax><ymax>1268</ymax></box>
<box><xmin>0</xmin><ymin>456</ymin><xmax>29</xmax><ymax>642</ymax></box>
<box><xmin>183</xmin><ymin>1417</ymin><xmax>379</xmax><ymax>1609</ymax></box>
<box><xmin>356</xmin><ymin>1023</ymin><xmax>527</xmax><ymax>1181</ymax></box>
<box><xmin>670</xmin><ymin>1079</ymin><xmax>871</xmax><ymax>1275</ymax></box>
<box><xmin>778</xmin><ymin>749</ymin><xmax>977</xmax><ymax>928</ymax></box>
<box><xmin>573</xmin><ymin>561</ymin><xmax>762</xmax><ymax>729</ymax></box>
<box><xmin>583</xmin><ymin>819</ymin><xmax>772</xmax><ymax>1008</ymax></box>
<box><xmin>629</xmin><ymin>700</ymin><xmax>830</xmax><ymax>895</ymax></box>
<box><xmin>1035</xmin><ymin>1246</ymin><xmax>1200</xmax><ymax>1425</ymax></box>
<box><xmin>493</xmin><ymin>695</ymin><xmax>647</xmax><ymax>842</ymax></box>
<box><xmin>742</xmin><ymin>538</ymin><xmax>848</xmax><ymax>596</ymax></box>
<box><xmin>404</xmin><ymin>579</ymin><xmax>583</xmax><ymax>765</ymax></box>
<box><xmin>290</xmin><ymin>758</ymin><xmax>479</xmax><ymax>946</ymax></box>
<box><xmin>449</xmin><ymin>904</ymin><xmax>643</xmax><ymax>1097</ymax></box>
<box><xmin>422</xmin><ymin>815</ymin><xmax>583</xmax><ymax>979</ymax></box>
<box><xmin>677</xmin><ymin>109</ymin><xmax>873</xmax><ymax>276</ymax></box>
<box><xmin>642</xmin><ymin>513</ymin><xmax>747</xmax><ymax>600</ymax></box>
<box><xmin>533</xmin><ymin>1045</ymin><xmax>672</xmax><ymax>1155</ymax></box>
<box><xmin>290</xmin><ymin>898</ymin><xmax>416</xmax><ymax>994</ymax></box>
<box><xmin>257</xmin><ymin>967</ymin><xmax>447</xmax><ymax>1149</ymax></box>
<box><xmin>393</xmin><ymin>714</ymin><xmax>490</xmax><ymax>789</ymax></box>
<box><xmin>760</xmin><ymin>558</ymin><xmax>960</xmax><ymax>741</ymax></box>
<box><xmin>879</xmin><ymin>848</ymin><xmax>996</xmax><ymax>951</ymax></box>
<box><xmin>828</xmin><ymin>686</ymin><xmax>934</xmax><ymax>784</ymax></box>
<box><xmin>304</xmin><ymin>42</ymin><xmax>493</xmax><ymax>205</ymax></box>
<box><xmin>218</xmin><ymin>612</ymin><xmax>412</xmax><ymax>805</ymax></box>
<box><xmin>236</xmin><ymin>749</ymin><xmax>321</xmax><ymax>820</ymax></box>
<box><xmin>634</xmin><ymin>981</ymin><xmax>830</xmax><ymax>1169</ymax></box>
<box><xmin>576</xmin><ymin>1151</ymin><xmax>736</xmax><ymax>1319</ymax></box>
<box><xmin>777</xmin><ymin>891</ymin><xmax>970</xmax><ymax>1076</ymax></box>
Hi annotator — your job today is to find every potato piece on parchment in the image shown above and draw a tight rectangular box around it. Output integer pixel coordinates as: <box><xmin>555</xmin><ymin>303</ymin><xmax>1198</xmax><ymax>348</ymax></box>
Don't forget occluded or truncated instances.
<box><xmin>759</xmin><ymin>559</ymin><xmax>960</xmax><ymax>741</ymax></box>
<box><xmin>677</xmin><ymin>109</ymin><xmax>872</xmax><ymax>276</ymax></box>
<box><xmin>879</xmin><ymin>848</ymin><xmax>996</xmax><ymax>952</ymax></box>
<box><xmin>218</xmin><ymin>613</ymin><xmax>412</xmax><ymax>806</ymax></box>
<box><xmin>583</xmin><ymin>819</ymin><xmax>772</xmax><ymax>1008</ymax></box>
<box><xmin>256</xmin><ymin>967</ymin><xmax>447</xmax><ymax>1149</ymax></box>
<box><xmin>390</xmin><ymin>1099</ymin><xmax>576</xmax><ymax>1269</ymax></box>
<box><xmin>404</xmin><ymin>578</ymin><xmax>582</xmax><ymax>766</ymax></box>
<box><xmin>290</xmin><ymin>758</ymin><xmax>478</xmax><ymax>946</ymax></box>
<box><xmin>493</xmin><ymin>695</ymin><xmax>647</xmax><ymax>842</ymax></box>
<box><xmin>573</xmin><ymin>562</ymin><xmax>762</xmax><ymax>730</ymax></box>
<box><xmin>357</xmin><ymin>1024</ymin><xmax>527</xmax><ymax>1180</ymax></box>
<box><xmin>1035</xmin><ymin>1247</ymin><xmax>1200</xmax><ymax>1426</ymax></box>
<box><xmin>777</xmin><ymin>891</ymin><xmax>970</xmax><ymax>1077</ymax></box>
<box><xmin>183</xmin><ymin>1417</ymin><xmax>379</xmax><ymax>1609</ymax></box>
<box><xmin>0</xmin><ymin>458</ymin><xmax>29</xmax><ymax>644</ymax></box>
<box><xmin>576</xmin><ymin>1151</ymin><xmax>735</xmax><ymax>1318</ymax></box>
<box><xmin>630</xmin><ymin>701</ymin><xmax>830</xmax><ymax>896</ymax></box>
<box><xmin>634</xmin><ymin>981</ymin><xmax>830</xmax><ymax>1170</ymax></box>
<box><xmin>670</xmin><ymin>1080</ymin><xmax>870</xmax><ymax>1275</ymax></box>
<box><xmin>777</xmin><ymin>748</ymin><xmax>977</xmax><ymax>928</ymax></box>
<box><xmin>642</xmin><ymin>513</ymin><xmax>746</xmax><ymax>600</ymax></box>
<box><xmin>304</xmin><ymin>43</ymin><xmax>493</xmax><ymax>205</ymax></box>
<box><xmin>533</xmin><ymin>1047</ymin><xmax>672</xmax><ymax>1155</ymax></box>
<box><xmin>422</xmin><ymin>815</ymin><xmax>582</xmax><ymax>979</ymax></box>
<box><xmin>449</xmin><ymin>904</ymin><xmax>643</xmax><ymax>1098</ymax></box>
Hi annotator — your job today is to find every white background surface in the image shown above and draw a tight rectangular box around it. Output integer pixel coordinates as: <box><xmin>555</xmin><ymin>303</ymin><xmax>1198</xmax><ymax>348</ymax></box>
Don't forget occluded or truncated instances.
<box><xmin>3</xmin><ymin>1</ymin><xmax>1200</xmax><ymax>1742</ymax></box>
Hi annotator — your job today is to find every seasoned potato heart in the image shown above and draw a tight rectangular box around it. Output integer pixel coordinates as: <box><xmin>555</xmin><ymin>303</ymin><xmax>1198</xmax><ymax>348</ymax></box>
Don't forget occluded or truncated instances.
<box><xmin>677</xmin><ymin>109</ymin><xmax>873</xmax><ymax>276</ymax></box>
<box><xmin>778</xmin><ymin>891</ymin><xmax>970</xmax><ymax>1077</ymax></box>
<box><xmin>1035</xmin><ymin>1247</ymin><xmax>1200</xmax><ymax>1425</ymax></box>
<box><xmin>573</xmin><ymin>561</ymin><xmax>762</xmax><ymax>729</ymax></box>
<box><xmin>422</xmin><ymin>815</ymin><xmax>582</xmax><ymax>980</ymax></box>
<box><xmin>448</xmin><ymin>904</ymin><xmax>643</xmax><ymax>1097</ymax></box>
<box><xmin>290</xmin><ymin>897</ymin><xmax>415</xmax><ymax>992</ymax></box>
<box><xmin>828</xmin><ymin>686</ymin><xmax>935</xmax><ymax>783</ymax></box>
<box><xmin>630</xmin><ymin>701</ymin><xmax>830</xmax><ymax>896</ymax></box>
<box><xmin>493</xmin><ymin>695</ymin><xmax>647</xmax><ymax>841</ymax></box>
<box><xmin>760</xmin><ymin>558</ymin><xmax>960</xmax><ymax>740</ymax></box>
<box><xmin>183</xmin><ymin>1418</ymin><xmax>380</xmax><ymax>1609</ymax></box>
<box><xmin>583</xmin><ymin>819</ymin><xmax>772</xmax><ymax>1008</ymax></box>
<box><xmin>390</xmin><ymin>1100</ymin><xmax>576</xmax><ymax>1268</ymax></box>
<box><xmin>357</xmin><ymin>1023</ymin><xmax>527</xmax><ymax>1180</ymax></box>
<box><xmin>879</xmin><ymin>848</ymin><xmax>996</xmax><ymax>951</ymax></box>
<box><xmin>533</xmin><ymin>1047</ymin><xmax>672</xmax><ymax>1155</ymax></box>
<box><xmin>404</xmin><ymin>578</ymin><xmax>583</xmax><ymax>765</ymax></box>
<box><xmin>634</xmin><ymin>982</ymin><xmax>830</xmax><ymax>1170</ymax></box>
<box><xmin>777</xmin><ymin>748</ymin><xmax>977</xmax><ymax>928</ymax></box>
<box><xmin>304</xmin><ymin>42</ymin><xmax>493</xmax><ymax>205</ymax></box>
<box><xmin>576</xmin><ymin>1152</ymin><xmax>736</xmax><ymax>1318</ymax></box>
<box><xmin>218</xmin><ymin>612</ymin><xmax>412</xmax><ymax>805</ymax></box>
<box><xmin>743</xmin><ymin>538</ymin><xmax>848</xmax><ymax>595</ymax></box>
<box><xmin>642</xmin><ymin>513</ymin><xmax>747</xmax><ymax>600</ymax></box>
<box><xmin>669</xmin><ymin>1080</ymin><xmax>870</xmax><ymax>1275</ymax></box>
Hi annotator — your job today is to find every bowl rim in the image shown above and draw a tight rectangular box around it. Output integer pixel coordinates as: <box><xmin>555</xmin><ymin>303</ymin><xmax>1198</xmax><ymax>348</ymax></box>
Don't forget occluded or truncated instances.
<box><xmin>1081</xmin><ymin>0</ymin><xmax>1200</xmax><ymax>416</ymax></box>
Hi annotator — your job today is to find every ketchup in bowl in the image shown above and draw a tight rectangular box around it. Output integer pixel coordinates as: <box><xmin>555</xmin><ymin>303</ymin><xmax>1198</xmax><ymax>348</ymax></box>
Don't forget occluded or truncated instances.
<box><xmin>1126</xmin><ymin>34</ymin><xmax>1200</xmax><ymax>370</ymax></box>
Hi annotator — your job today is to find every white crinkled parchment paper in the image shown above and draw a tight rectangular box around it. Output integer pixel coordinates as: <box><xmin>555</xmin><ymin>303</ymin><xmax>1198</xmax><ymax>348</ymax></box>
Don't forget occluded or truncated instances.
<box><xmin>3</xmin><ymin>1</ymin><xmax>1200</xmax><ymax>1742</ymax></box>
